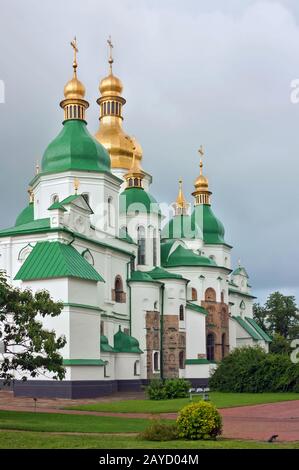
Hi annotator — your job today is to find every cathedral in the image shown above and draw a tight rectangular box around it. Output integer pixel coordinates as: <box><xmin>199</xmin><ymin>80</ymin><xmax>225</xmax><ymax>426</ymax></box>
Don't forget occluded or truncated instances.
<box><xmin>0</xmin><ymin>39</ymin><xmax>271</xmax><ymax>398</ymax></box>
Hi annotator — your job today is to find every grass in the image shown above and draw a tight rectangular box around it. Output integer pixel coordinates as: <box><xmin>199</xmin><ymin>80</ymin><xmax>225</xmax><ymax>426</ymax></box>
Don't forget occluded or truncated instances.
<box><xmin>0</xmin><ymin>430</ymin><xmax>298</xmax><ymax>449</ymax></box>
<box><xmin>67</xmin><ymin>392</ymin><xmax>299</xmax><ymax>414</ymax></box>
<box><xmin>0</xmin><ymin>410</ymin><xmax>158</xmax><ymax>433</ymax></box>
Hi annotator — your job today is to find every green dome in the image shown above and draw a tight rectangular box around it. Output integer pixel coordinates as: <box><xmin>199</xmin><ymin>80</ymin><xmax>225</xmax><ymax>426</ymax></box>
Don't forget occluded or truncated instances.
<box><xmin>163</xmin><ymin>244</ymin><xmax>216</xmax><ymax>268</ymax></box>
<box><xmin>114</xmin><ymin>327</ymin><xmax>143</xmax><ymax>353</ymax></box>
<box><xmin>191</xmin><ymin>204</ymin><xmax>225</xmax><ymax>244</ymax></box>
<box><xmin>100</xmin><ymin>335</ymin><xmax>115</xmax><ymax>352</ymax></box>
<box><xmin>15</xmin><ymin>202</ymin><xmax>34</xmax><ymax>226</ymax></box>
<box><xmin>41</xmin><ymin>120</ymin><xmax>111</xmax><ymax>174</ymax></box>
<box><xmin>161</xmin><ymin>214</ymin><xmax>202</xmax><ymax>240</ymax></box>
<box><xmin>119</xmin><ymin>187</ymin><xmax>161</xmax><ymax>215</ymax></box>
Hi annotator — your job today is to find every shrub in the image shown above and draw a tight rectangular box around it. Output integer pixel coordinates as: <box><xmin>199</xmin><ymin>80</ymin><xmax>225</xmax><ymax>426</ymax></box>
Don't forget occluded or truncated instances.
<box><xmin>145</xmin><ymin>379</ymin><xmax>167</xmax><ymax>400</ymax></box>
<box><xmin>176</xmin><ymin>402</ymin><xmax>222</xmax><ymax>440</ymax></box>
<box><xmin>138</xmin><ymin>419</ymin><xmax>178</xmax><ymax>441</ymax></box>
<box><xmin>164</xmin><ymin>378</ymin><xmax>191</xmax><ymax>399</ymax></box>
<box><xmin>210</xmin><ymin>346</ymin><xmax>299</xmax><ymax>393</ymax></box>
<box><xmin>145</xmin><ymin>378</ymin><xmax>191</xmax><ymax>400</ymax></box>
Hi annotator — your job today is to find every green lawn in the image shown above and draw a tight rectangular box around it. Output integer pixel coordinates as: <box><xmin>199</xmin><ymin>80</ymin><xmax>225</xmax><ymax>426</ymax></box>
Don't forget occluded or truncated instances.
<box><xmin>0</xmin><ymin>430</ymin><xmax>298</xmax><ymax>449</ymax></box>
<box><xmin>0</xmin><ymin>410</ymin><xmax>156</xmax><ymax>433</ymax></box>
<box><xmin>67</xmin><ymin>392</ymin><xmax>299</xmax><ymax>414</ymax></box>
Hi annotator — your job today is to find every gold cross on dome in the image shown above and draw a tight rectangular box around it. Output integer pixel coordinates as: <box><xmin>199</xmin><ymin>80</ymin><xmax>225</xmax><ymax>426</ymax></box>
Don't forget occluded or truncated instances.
<box><xmin>70</xmin><ymin>36</ymin><xmax>78</xmax><ymax>73</ymax></box>
<box><xmin>198</xmin><ymin>145</ymin><xmax>204</xmax><ymax>157</ymax></box>
<box><xmin>107</xmin><ymin>35</ymin><xmax>114</xmax><ymax>71</ymax></box>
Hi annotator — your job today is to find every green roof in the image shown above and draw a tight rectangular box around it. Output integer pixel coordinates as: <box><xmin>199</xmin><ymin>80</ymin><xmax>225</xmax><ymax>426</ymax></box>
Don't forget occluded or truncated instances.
<box><xmin>14</xmin><ymin>241</ymin><xmax>105</xmax><ymax>282</ymax></box>
<box><xmin>232</xmin><ymin>316</ymin><xmax>261</xmax><ymax>341</ymax></box>
<box><xmin>148</xmin><ymin>266</ymin><xmax>184</xmax><ymax>281</ymax></box>
<box><xmin>229</xmin><ymin>288</ymin><xmax>256</xmax><ymax>299</ymax></box>
<box><xmin>119</xmin><ymin>187</ymin><xmax>161</xmax><ymax>215</ymax></box>
<box><xmin>15</xmin><ymin>202</ymin><xmax>34</xmax><ymax>227</ymax></box>
<box><xmin>163</xmin><ymin>244</ymin><xmax>217</xmax><ymax>268</ymax></box>
<box><xmin>128</xmin><ymin>270</ymin><xmax>162</xmax><ymax>284</ymax></box>
<box><xmin>186</xmin><ymin>302</ymin><xmax>208</xmax><ymax>315</ymax></box>
<box><xmin>161</xmin><ymin>214</ymin><xmax>202</xmax><ymax>240</ymax></box>
<box><xmin>185</xmin><ymin>358</ymin><xmax>217</xmax><ymax>365</ymax></box>
<box><xmin>232</xmin><ymin>266</ymin><xmax>249</xmax><ymax>277</ymax></box>
<box><xmin>119</xmin><ymin>227</ymin><xmax>134</xmax><ymax>244</ymax></box>
<box><xmin>48</xmin><ymin>194</ymin><xmax>93</xmax><ymax>213</ymax></box>
<box><xmin>245</xmin><ymin>317</ymin><xmax>272</xmax><ymax>343</ymax></box>
<box><xmin>41</xmin><ymin>120</ymin><xmax>111</xmax><ymax>175</ymax></box>
<box><xmin>191</xmin><ymin>204</ymin><xmax>227</xmax><ymax>245</ymax></box>
<box><xmin>114</xmin><ymin>327</ymin><xmax>143</xmax><ymax>353</ymax></box>
<box><xmin>0</xmin><ymin>218</ymin><xmax>51</xmax><ymax>237</ymax></box>
<box><xmin>100</xmin><ymin>335</ymin><xmax>116</xmax><ymax>353</ymax></box>
<box><xmin>63</xmin><ymin>359</ymin><xmax>106</xmax><ymax>366</ymax></box>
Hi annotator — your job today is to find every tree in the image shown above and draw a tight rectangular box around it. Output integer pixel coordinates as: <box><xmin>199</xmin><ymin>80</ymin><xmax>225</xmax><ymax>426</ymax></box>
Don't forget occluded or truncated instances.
<box><xmin>269</xmin><ymin>334</ymin><xmax>292</xmax><ymax>355</ymax></box>
<box><xmin>253</xmin><ymin>303</ymin><xmax>268</xmax><ymax>332</ymax></box>
<box><xmin>0</xmin><ymin>272</ymin><xmax>66</xmax><ymax>384</ymax></box>
<box><xmin>265</xmin><ymin>291</ymin><xmax>299</xmax><ymax>339</ymax></box>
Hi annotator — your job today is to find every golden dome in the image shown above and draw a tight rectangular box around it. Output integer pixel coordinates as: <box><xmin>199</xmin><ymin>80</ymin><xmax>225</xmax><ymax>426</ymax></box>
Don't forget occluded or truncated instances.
<box><xmin>99</xmin><ymin>73</ymin><xmax>123</xmax><ymax>97</ymax></box>
<box><xmin>194</xmin><ymin>161</ymin><xmax>209</xmax><ymax>190</ymax></box>
<box><xmin>64</xmin><ymin>76</ymin><xmax>86</xmax><ymax>100</ymax></box>
<box><xmin>94</xmin><ymin>37</ymin><xmax>143</xmax><ymax>170</ymax></box>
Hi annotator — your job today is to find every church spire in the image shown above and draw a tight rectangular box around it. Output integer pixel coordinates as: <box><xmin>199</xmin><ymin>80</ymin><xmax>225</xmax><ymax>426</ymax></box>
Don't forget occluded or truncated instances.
<box><xmin>60</xmin><ymin>37</ymin><xmax>89</xmax><ymax>122</ymax></box>
<box><xmin>173</xmin><ymin>178</ymin><xmax>189</xmax><ymax>215</ymax></box>
<box><xmin>192</xmin><ymin>146</ymin><xmax>212</xmax><ymax>205</ymax></box>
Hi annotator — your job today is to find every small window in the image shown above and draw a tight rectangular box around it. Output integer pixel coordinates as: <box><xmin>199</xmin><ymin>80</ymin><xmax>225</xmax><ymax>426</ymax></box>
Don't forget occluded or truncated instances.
<box><xmin>100</xmin><ymin>320</ymin><xmax>104</xmax><ymax>336</ymax></box>
<box><xmin>115</xmin><ymin>276</ymin><xmax>124</xmax><ymax>303</ymax></box>
<box><xmin>108</xmin><ymin>197</ymin><xmax>113</xmax><ymax>227</ymax></box>
<box><xmin>179</xmin><ymin>351</ymin><xmax>185</xmax><ymax>369</ymax></box>
<box><xmin>221</xmin><ymin>291</ymin><xmax>225</xmax><ymax>303</ymax></box>
<box><xmin>111</xmin><ymin>101</ymin><xmax>115</xmax><ymax>114</ymax></box>
<box><xmin>205</xmin><ymin>288</ymin><xmax>216</xmax><ymax>302</ymax></box>
<box><xmin>153</xmin><ymin>351</ymin><xmax>159</xmax><ymax>372</ymax></box>
<box><xmin>104</xmin><ymin>362</ymin><xmax>109</xmax><ymax>377</ymax></box>
<box><xmin>52</xmin><ymin>194</ymin><xmax>59</xmax><ymax>204</ymax></box>
<box><xmin>134</xmin><ymin>360</ymin><xmax>140</xmax><ymax>376</ymax></box>
<box><xmin>154</xmin><ymin>301</ymin><xmax>159</xmax><ymax>311</ymax></box>
<box><xmin>191</xmin><ymin>288</ymin><xmax>198</xmax><ymax>301</ymax></box>
<box><xmin>179</xmin><ymin>305</ymin><xmax>184</xmax><ymax>321</ymax></box>
<box><xmin>137</xmin><ymin>226</ymin><xmax>146</xmax><ymax>265</ymax></box>
<box><xmin>207</xmin><ymin>333</ymin><xmax>215</xmax><ymax>361</ymax></box>
<box><xmin>107</xmin><ymin>102</ymin><xmax>110</xmax><ymax>114</ymax></box>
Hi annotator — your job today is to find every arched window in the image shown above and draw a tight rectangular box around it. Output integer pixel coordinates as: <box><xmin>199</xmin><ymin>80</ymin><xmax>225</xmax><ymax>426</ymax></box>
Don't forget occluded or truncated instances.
<box><xmin>207</xmin><ymin>333</ymin><xmax>215</xmax><ymax>361</ymax></box>
<box><xmin>137</xmin><ymin>226</ymin><xmax>146</xmax><ymax>265</ymax></box>
<box><xmin>134</xmin><ymin>360</ymin><xmax>140</xmax><ymax>376</ymax></box>
<box><xmin>108</xmin><ymin>197</ymin><xmax>113</xmax><ymax>227</ymax></box>
<box><xmin>115</xmin><ymin>276</ymin><xmax>124</xmax><ymax>303</ymax></box>
<box><xmin>52</xmin><ymin>194</ymin><xmax>59</xmax><ymax>204</ymax></box>
<box><xmin>154</xmin><ymin>301</ymin><xmax>159</xmax><ymax>310</ymax></box>
<box><xmin>205</xmin><ymin>288</ymin><xmax>216</xmax><ymax>302</ymax></box>
<box><xmin>152</xmin><ymin>228</ymin><xmax>157</xmax><ymax>266</ymax></box>
<box><xmin>221</xmin><ymin>333</ymin><xmax>226</xmax><ymax>359</ymax></box>
<box><xmin>111</xmin><ymin>101</ymin><xmax>115</xmax><ymax>114</ymax></box>
<box><xmin>107</xmin><ymin>101</ymin><xmax>110</xmax><ymax>114</ymax></box>
<box><xmin>221</xmin><ymin>290</ymin><xmax>225</xmax><ymax>303</ymax></box>
<box><xmin>100</xmin><ymin>321</ymin><xmax>104</xmax><ymax>336</ymax></box>
<box><xmin>153</xmin><ymin>351</ymin><xmax>159</xmax><ymax>372</ymax></box>
<box><xmin>179</xmin><ymin>351</ymin><xmax>185</xmax><ymax>369</ymax></box>
<box><xmin>179</xmin><ymin>305</ymin><xmax>184</xmax><ymax>321</ymax></box>
<box><xmin>191</xmin><ymin>288</ymin><xmax>198</xmax><ymax>301</ymax></box>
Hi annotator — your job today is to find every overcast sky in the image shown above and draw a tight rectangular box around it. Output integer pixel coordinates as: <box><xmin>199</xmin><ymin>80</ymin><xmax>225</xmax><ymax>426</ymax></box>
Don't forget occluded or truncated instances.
<box><xmin>0</xmin><ymin>0</ymin><xmax>299</xmax><ymax>304</ymax></box>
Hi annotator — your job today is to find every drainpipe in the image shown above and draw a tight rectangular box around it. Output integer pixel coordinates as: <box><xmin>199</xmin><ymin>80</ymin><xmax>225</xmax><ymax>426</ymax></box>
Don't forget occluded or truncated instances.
<box><xmin>160</xmin><ymin>283</ymin><xmax>165</xmax><ymax>380</ymax></box>
<box><xmin>126</xmin><ymin>255</ymin><xmax>135</xmax><ymax>335</ymax></box>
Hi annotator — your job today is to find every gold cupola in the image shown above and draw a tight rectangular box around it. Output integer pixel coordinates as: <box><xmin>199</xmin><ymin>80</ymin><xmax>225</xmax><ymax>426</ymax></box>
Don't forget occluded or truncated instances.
<box><xmin>94</xmin><ymin>37</ymin><xmax>142</xmax><ymax>170</ymax></box>
<box><xmin>124</xmin><ymin>140</ymin><xmax>145</xmax><ymax>188</ymax></box>
<box><xmin>60</xmin><ymin>37</ymin><xmax>89</xmax><ymax>121</ymax></box>
<box><xmin>192</xmin><ymin>146</ymin><xmax>212</xmax><ymax>205</ymax></box>
<box><xmin>173</xmin><ymin>178</ymin><xmax>189</xmax><ymax>215</ymax></box>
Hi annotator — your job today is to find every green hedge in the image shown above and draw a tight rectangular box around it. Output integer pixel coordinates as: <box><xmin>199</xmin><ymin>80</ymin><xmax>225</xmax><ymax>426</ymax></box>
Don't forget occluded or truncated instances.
<box><xmin>145</xmin><ymin>378</ymin><xmax>191</xmax><ymax>400</ymax></box>
<box><xmin>210</xmin><ymin>346</ymin><xmax>299</xmax><ymax>393</ymax></box>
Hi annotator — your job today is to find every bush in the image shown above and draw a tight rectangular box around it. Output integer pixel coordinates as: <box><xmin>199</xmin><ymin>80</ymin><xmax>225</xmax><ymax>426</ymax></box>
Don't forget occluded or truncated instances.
<box><xmin>138</xmin><ymin>419</ymin><xmax>178</xmax><ymax>441</ymax></box>
<box><xmin>176</xmin><ymin>402</ymin><xmax>222</xmax><ymax>440</ymax></box>
<box><xmin>145</xmin><ymin>378</ymin><xmax>191</xmax><ymax>400</ymax></box>
<box><xmin>210</xmin><ymin>346</ymin><xmax>299</xmax><ymax>392</ymax></box>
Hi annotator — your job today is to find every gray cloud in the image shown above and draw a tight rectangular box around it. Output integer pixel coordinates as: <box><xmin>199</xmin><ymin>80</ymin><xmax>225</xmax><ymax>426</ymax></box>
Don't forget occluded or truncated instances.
<box><xmin>0</xmin><ymin>0</ymin><xmax>298</xmax><ymax>304</ymax></box>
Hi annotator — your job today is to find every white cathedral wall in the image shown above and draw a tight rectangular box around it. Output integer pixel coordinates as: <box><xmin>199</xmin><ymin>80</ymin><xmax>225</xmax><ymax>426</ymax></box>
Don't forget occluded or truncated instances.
<box><xmin>119</xmin><ymin>211</ymin><xmax>161</xmax><ymax>270</ymax></box>
<box><xmin>229</xmin><ymin>292</ymin><xmax>254</xmax><ymax>319</ymax></box>
<box><xmin>165</xmin><ymin>266</ymin><xmax>229</xmax><ymax>304</ymax></box>
<box><xmin>185</xmin><ymin>308</ymin><xmax>206</xmax><ymax>359</ymax></box>
<box><xmin>130</xmin><ymin>281</ymin><xmax>161</xmax><ymax>379</ymax></box>
<box><xmin>114</xmin><ymin>353</ymin><xmax>142</xmax><ymax>380</ymax></box>
<box><xmin>32</xmin><ymin>171</ymin><xmax>121</xmax><ymax>236</ymax></box>
<box><xmin>163</xmin><ymin>279</ymin><xmax>187</xmax><ymax>316</ymax></box>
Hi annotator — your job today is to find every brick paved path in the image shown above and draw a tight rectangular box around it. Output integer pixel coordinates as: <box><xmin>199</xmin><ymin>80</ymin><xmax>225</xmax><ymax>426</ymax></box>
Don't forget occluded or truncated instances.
<box><xmin>0</xmin><ymin>391</ymin><xmax>298</xmax><ymax>442</ymax></box>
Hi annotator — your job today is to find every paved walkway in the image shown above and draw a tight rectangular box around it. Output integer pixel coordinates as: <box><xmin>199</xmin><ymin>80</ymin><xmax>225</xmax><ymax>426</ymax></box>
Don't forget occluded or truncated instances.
<box><xmin>0</xmin><ymin>391</ymin><xmax>298</xmax><ymax>442</ymax></box>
